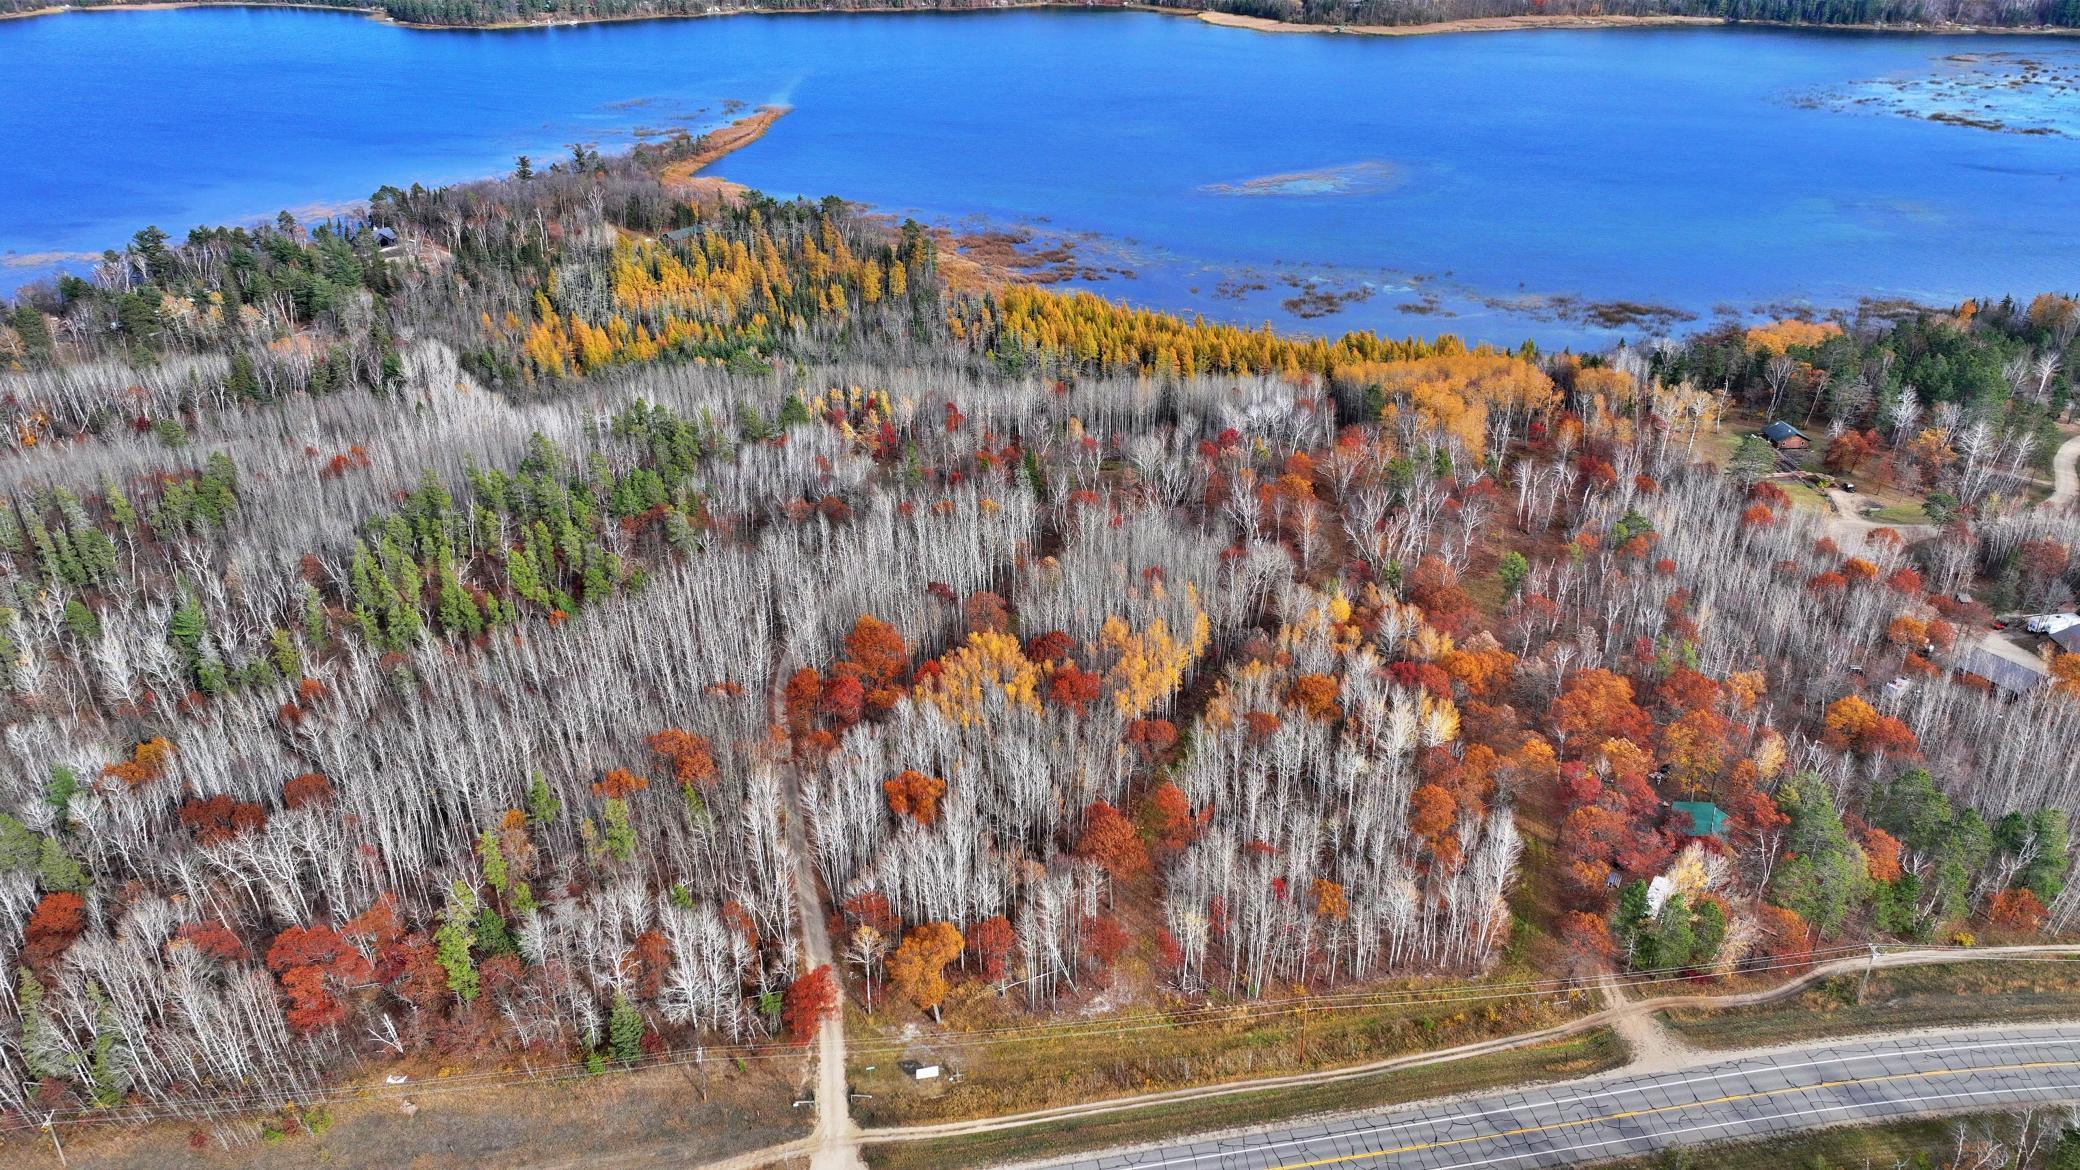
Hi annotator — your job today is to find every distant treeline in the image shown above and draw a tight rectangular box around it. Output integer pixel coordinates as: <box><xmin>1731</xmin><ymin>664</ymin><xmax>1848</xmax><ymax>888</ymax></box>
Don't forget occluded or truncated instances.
<box><xmin>1</xmin><ymin>0</ymin><xmax>1119</xmax><ymax>28</ymax></box>
<box><xmin>1150</xmin><ymin>0</ymin><xmax>2080</xmax><ymax>30</ymax></box>
<box><xmin>6</xmin><ymin>0</ymin><xmax>2077</xmax><ymax>28</ymax></box>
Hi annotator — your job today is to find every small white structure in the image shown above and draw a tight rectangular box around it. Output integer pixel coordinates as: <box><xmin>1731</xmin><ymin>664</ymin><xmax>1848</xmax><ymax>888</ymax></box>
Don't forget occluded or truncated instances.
<box><xmin>1645</xmin><ymin>875</ymin><xmax>1675</xmax><ymax>916</ymax></box>
<box><xmin>910</xmin><ymin>1064</ymin><xmax>941</xmax><ymax>1081</ymax></box>
<box><xmin>2024</xmin><ymin>613</ymin><xmax>2080</xmax><ymax>636</ymax></box>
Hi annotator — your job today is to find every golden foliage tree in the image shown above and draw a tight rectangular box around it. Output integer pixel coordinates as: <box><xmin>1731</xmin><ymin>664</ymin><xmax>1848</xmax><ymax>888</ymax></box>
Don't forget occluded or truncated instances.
<box><xmin>2050</xmin><ymin>652</ymin><xmax>2080</xmax><ymax>699</ymax></box>
<box><xmin>1099</xmin><ymin>603</ymin><xmax>1211</xmax><ymax>721</ymax></box>
<box><xmin>885</xmin><ymin>921</ymin><xmax>964</xmax><ymax>1019</ymax></box>
<box><xmin>1340</xmin><ymin>352</ymin><xmax>1556</xmax><ymax>460</ymax></box>
<box><xmin>1744</xmin><ymin>319</ymin><xmax>1841</xmax><ymax>353</ymax></box>
<box><xmin>922</xmin><ymin>630</ymin><xmax>1041</xmax><ymax>726</ymax></box>
<box><xmin>981</xmin><ymin>286</ymin><xmax>1457</xmax><ymax>377</ymax></box>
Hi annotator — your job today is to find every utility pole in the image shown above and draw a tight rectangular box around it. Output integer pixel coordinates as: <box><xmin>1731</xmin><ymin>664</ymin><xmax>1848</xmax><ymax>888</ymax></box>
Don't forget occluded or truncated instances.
<box><xmin>41</xmin><ymin>1112</ymin><xmax>66</xmax><ymax>1167</ymax></box>
<box><xmin>1857</xmin><ymin>943</ymin><xmax>1879</xmax><ymax>1005</ymax></box>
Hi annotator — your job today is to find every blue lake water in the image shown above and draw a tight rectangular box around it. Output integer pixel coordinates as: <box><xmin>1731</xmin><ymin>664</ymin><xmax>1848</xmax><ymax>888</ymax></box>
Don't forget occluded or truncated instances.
<box><xmin>3</xmin><ymin>8</ymin><xmax>2079</xmax><ymax>345</ymax></box>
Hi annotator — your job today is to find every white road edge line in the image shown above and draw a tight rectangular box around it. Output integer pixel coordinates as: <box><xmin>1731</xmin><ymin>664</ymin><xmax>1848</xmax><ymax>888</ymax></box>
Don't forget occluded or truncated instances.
<box><xmin>1063</xmin><ymin>1033</ymin><xmax>2080</xmax><ymax>1170</ymax></box>
<box><xmin>1433</xmin><ymin>1078</ymin><xmax>2080</xmax><ymax>1170</ymax></box>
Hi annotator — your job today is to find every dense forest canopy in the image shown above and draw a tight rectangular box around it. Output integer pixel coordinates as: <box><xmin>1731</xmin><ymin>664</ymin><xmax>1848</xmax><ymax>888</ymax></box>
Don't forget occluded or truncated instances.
<box><xmin>0</xmin><ymin>119</ymin><xmax>2076</xmax><ymax>1140</ymax></box>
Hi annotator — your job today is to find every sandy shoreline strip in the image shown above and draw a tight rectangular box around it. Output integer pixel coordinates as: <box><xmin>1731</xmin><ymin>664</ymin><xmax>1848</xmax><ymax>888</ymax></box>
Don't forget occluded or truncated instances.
<box><xmin>660</xmin><ymin>104</ymin><xmax>789</xmax><ymax>203</ymax></box>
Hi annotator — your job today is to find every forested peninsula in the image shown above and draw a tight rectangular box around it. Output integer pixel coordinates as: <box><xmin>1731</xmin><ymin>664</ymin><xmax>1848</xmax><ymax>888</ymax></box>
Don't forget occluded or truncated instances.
<box><xmin>2</xmin><ymin>0</ymin><xmax>2076</xmax><ymax>35</ymax></box>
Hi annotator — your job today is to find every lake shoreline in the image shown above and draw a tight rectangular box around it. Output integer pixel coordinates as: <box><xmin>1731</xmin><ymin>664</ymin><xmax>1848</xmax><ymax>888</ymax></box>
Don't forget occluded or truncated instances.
<box><xmin>660</xmin><ymin>104</ymin><xmax>790</xmax><ymax>203</ymax></box>
<box><xmin>1191</xmin><ymin>8</ymin><xmax>2080</xmax><ymax>38</ymax></box>
<box><xmin>7</xmin><ymin>1</ymin><xmax>2078</xmax><ymax>344</ymax></box>
<box><xmin>0</xmin><ymin>1</ymin><xmax>1139</xmax><ymax>29</ymax></box>
<box><xmin>6</xmin><ymin>0</ymin><xmax>2079</xmax><ymax>38</ymax></box>
<box><xmin>1195</xmin><ymin>10</ymin><xmax>1720</xmax><ymax>36</ymax></box>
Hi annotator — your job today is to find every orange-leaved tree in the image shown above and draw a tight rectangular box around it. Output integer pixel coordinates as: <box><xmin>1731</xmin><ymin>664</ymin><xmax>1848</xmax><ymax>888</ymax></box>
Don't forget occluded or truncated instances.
<box><xmin>266</xmin><ymin>924</ymin><xmax>374</xmax><ymax>1035</ymax></box>
<box><xmin>102</xmin><ymin>736</ymin><xmax>174</xmax><ymax>788</ymax></box>
<box><xmin>1658</xmin><ymin>708</ymin><xmax>1730</xmax><ymax>796</ymax></box>
<box><xmin>1551</xmin><ymin>669</ymin><xmax>1653</xmax><ymax>750</ymax></box>
<box><xmin>1820</xmin><ymin>695</ymin><xmax>1917</xmax><ymax>756</ymax></box>
<box><xmin>1140</xmin><ymin>781</ymin><xmax>1202</xmax><ymax>853</ymax></box>
<box><xmin>1286</xmin><ymin>673</ymin><xmax>1342</xmax><ymax>722</ymax></box>
<box><xmin>2051</xmin><ymin>652</ymin><xmax>2080</xmax><ymax>699</ymax></box>
<box><xmin>1988</xmin><ymin>888</ymin><xmax>2048</xmax><ymax>933</ymax></box>
<box><xmin>883</xmin><ymin>770</ymin><xmax>947</xmax><ymax>825</ymax></box>
<box><xmin>1863</xmin><ymin>827</ymin><xmax>1904</xmax><ymax>882</ymax></box>
<box><xmin>845</xmin><ymin>615</ymin><xmax>909</xmax><ymax>686</ymax></box>
<box><xmin>22</xmin><ymin>892</ymin><xmax>87</xmax><ymax>971</ymax></box>
<box><xmin>646</xmin><ymin>728</ymin><xmax>717</xmax><ymax>789</ymax></box>
<box><xmin>1076</xmin><ymin>801</ymin><xmax>1150</xmax><ymax>884</ymax></box>
<box><xmin>593</xmin><ymin>768</ymin><xmax>649</xmax><ymax>799</ymax></box>
<box><xmin>1556</xmin><ymin>910</ymin><xmax>1614</xmax><ymax>976</ymax></box>
<box><xmin>886</xmin><ymin>922</ymin><xmax>964</xmax><ymax>1020</ymax></box>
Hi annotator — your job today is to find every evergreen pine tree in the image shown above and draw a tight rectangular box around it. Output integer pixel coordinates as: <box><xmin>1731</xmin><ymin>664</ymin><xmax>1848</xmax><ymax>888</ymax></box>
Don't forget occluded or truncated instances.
<box><xmin>1691</xmin><ymin>898</ymin><xmax>1726</xmax><ymax>965</ymax></box>
<box><xmin>608</xmin><ymin>992</ymin><xmax>644</xmax><ymax>1064</ymax></box>
<box><xmin>63</xmin><ymin>598</ymin><xmax>100</xmax><ymax>643</ymax></box>
<box><xmin>526</xmin><ymin>773</ymin><xmax>561</xmax><ymax>826</ymax></box>
<box><xmin>10</xmin><ymin>304</ymin><xmax>54</xmax><ymax>365</ymax></box>
<box><xmin>18</xmin><ymin>970</ymin><xmax>68</xmax><ymax>1080</ymax></box>
<box><xmin>169</xmin><ymin>594</ymin><xmax>206</xmax><ymax>658</ymax></box>
<box><xmin>86</xmin><ymin>981</ymin><xmax>128</xmax><ymax>1107</ymax></box>
<box><xmin>39</xmin><ymin>838</ymin><xmax>87</xmax><ymax>893</ymax></box>
<box><xmin>474</xmin><ymin>904</ymin><xmax>517</xmax><ymax>958</ymax></box>
<box><xmin>1614</xmin><ymin>879</ymin><xmax>1652</xmax><ymax>969</ymax></box>
<box><xmin>1653</xmin><ymin>895</ymin><xmax>1696</xmax><ymax>972</ymax></box>
<box><xmin>435</xmin><ymin>881</ymin><xmax>481</xmax><ymax>1003</ymax></box>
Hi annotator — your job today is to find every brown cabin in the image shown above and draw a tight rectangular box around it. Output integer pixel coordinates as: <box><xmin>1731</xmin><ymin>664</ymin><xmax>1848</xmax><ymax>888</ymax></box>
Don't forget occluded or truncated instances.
<box><xmin>1760</xmin><ymin>421</ymin><xmax>1809</xmax><ymax>451</ymax></box>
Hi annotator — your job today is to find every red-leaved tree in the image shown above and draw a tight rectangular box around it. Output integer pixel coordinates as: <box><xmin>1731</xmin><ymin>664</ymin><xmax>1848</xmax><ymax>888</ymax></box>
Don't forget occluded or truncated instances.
<box><xmin>782</xmin><ymin>965</ymin><xmax>839</xmax><ymax>1043</ymax></box>
<box><xmin>967</xmin><ymin>915</ymin><xmax>1017</xmax><ymax>981</ymax></box>
<box><xmin>1076</xmin><ymin>801</ymin><xmax>1149</xmax><ymax>883</ymax></box>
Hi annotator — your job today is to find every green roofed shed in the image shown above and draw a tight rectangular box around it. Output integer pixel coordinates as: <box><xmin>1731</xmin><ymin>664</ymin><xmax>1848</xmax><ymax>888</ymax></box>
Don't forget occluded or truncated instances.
<box><xmin>1672</xmin><ymin>800</ymin><xmax>1727</xmax><ymax>839</ymax></box>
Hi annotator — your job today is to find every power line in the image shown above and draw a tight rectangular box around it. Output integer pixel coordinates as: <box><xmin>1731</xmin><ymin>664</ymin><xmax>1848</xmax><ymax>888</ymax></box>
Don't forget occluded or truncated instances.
<box><xmin>5</xmin><ymin>944</ymin><xmax>2070</xmax><ymax>1135</ymax></box>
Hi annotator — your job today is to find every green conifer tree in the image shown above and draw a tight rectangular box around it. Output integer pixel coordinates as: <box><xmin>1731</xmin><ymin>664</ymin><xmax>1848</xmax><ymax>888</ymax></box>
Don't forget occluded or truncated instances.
<box><xmin>608</xmin><ymin>992</ymin><xmax>644</xmax><ymax>1064</ymax></box>
<box><xmin>435</xmin><ymin>881</ymin><xmax>481</xmax><ymax>1004</ymax></box>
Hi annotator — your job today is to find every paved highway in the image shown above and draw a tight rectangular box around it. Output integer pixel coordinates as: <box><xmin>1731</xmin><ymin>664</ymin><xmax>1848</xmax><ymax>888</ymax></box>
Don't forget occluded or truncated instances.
<box><xmin>1029</xmin><ymin>1026</ymin><xmax>2080</xmax><ymax>1170</ymax></box>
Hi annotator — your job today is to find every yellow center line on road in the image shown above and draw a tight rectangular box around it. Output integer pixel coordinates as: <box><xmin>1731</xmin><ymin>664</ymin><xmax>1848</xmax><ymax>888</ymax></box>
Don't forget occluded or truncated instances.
<box><xmin>1266</xmin><ymin>1060</ymin><xmax>2080</xmax><ymax>1170</ymax></box>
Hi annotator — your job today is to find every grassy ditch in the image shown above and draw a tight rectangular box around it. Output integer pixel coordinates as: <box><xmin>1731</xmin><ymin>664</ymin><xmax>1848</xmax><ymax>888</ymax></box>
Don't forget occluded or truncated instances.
<box><xmin>1656</xmin><ymin>959</ymin><xmax>2080</xmax><ymax>1049</ymax></box>
<box><xmin>862</xmin><ymin>1028</ymin><xmax>1625</xmax><ymax>1170</ymax></box>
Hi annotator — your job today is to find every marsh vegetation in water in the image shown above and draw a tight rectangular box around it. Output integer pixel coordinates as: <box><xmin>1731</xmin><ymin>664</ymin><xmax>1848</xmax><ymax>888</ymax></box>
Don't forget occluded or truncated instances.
<box><xmin>1808</xmin><ymin>49</ymin><xmax>2080</xmax><ymax>137</ymax></box>
<box><xmin>1201</xmin><ymin>161</ymin><xmax>1406</xmax><ymax>198</ymax></box>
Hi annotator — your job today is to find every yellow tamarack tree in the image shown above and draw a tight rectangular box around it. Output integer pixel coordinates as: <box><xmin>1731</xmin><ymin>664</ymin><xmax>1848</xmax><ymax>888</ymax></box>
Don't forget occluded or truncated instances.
<box><xmin>981</xmin><ymin>286</ymin><xmax>1465</xmax><ymax>377</ymax></box>
<box><xmin>923</xmin><ymin>631</ymin><xmax>1042</xmax><ymax>725</ymax></box>
<box><xmin>517</xmin><ymin>214</ymin><xmax>900</xmax><ymax>379</ymax></box>
<box><xmin>1339</xmin><ymin>352</ymin><xmax>1556</xmax><ymax>461</ymax></box>
<box><xmin>1744</xmin><ymin>318</ymin><xmax>1841</xmax><ymax>353</ymax></box>
<box><xmin>1100</xmin><ymin>605</ymin><xmax>1211</xmax><ymax>720</ymax></box>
